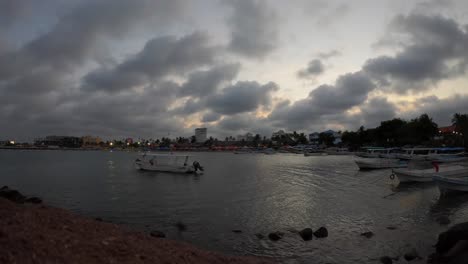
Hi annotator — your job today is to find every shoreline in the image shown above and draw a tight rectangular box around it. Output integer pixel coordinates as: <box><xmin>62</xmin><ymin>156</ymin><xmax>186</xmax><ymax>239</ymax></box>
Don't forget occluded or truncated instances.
<box><xmin>0</xmin><ymin>189</ymin><xmax>273</xmax><ymax>264</ymax></box>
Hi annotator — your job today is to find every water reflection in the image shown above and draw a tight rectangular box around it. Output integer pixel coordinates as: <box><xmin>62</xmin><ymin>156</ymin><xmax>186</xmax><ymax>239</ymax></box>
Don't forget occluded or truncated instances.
<box><xmin>430</xmin><ymin>192</ymin><xmax>468</xmax><ymax>217</ymax></box>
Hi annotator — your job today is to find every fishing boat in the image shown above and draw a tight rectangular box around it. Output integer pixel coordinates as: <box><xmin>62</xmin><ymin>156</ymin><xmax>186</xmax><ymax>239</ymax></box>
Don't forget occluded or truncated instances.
<box><xmin>355</xmin><ymin>158</ymin><xmax>407</xmax><ymax>170</ymax></box>
<box><xmin>393</xmin><ymin>164</ymin><xmax>468</xmax><ymax>183</ymax></box>
<box><xmin>397</xmin><ymin>147</ymin><xmax>465</xmax><ymax>161</ymax></box>
<box><xmin>355</xmin><ymin>147</ymin><xmax>399</xmax><ymax>158</ymax></box>
<box><xmin>433</xmin><ymin>175</ymin><xmax>468</xmax><ymax>193</ymax></box>
<box><xmin>304</xmin><ymin>151</ymin><xmax>327</xmax><ymax>157</ymax></box>
<box><xmin>325</xmin><ymin>147</ymin><xmax>352</xmax><ymax>156</ymax></box>
<box><xmin>134</xmin><ymin>153</ymin><xmax>203</xmax><ymax>173</ymax></box>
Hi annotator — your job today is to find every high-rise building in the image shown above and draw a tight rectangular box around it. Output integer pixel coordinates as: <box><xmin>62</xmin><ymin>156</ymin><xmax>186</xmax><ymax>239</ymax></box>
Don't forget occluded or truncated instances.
<box><xmin>195</xmin><ymin>128</ymin><xmax>207</xmax><ymax>143</ymax></box>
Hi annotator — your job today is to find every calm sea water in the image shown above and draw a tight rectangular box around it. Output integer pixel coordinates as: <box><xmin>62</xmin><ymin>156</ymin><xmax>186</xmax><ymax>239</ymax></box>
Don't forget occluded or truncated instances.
<box><xmin>1</xmin><ymin>150</ymin><xmax>468</xmax><ymax>263</ymax></box>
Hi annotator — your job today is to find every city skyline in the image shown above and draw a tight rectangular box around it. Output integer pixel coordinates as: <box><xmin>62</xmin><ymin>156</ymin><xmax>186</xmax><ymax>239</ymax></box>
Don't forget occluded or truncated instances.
<box><xmin>1</xmin><ymin>0</ymin><xmax>468</xmax><ymax>141</ymax></box>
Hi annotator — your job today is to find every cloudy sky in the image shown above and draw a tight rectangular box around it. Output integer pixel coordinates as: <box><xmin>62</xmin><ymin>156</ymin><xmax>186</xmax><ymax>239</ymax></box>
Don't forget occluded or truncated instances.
<box><xmin>1</xmin><ymin>0</ymin><xmax>468</xmax><ymax>141</ymax></box>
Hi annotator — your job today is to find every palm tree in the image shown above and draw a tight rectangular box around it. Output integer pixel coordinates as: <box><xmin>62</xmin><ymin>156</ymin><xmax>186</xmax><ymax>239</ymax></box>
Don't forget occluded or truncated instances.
<box><xmin>452</xmin><ymin>113</ymin><xmax>468</xmax><ymax>147</ymax></box>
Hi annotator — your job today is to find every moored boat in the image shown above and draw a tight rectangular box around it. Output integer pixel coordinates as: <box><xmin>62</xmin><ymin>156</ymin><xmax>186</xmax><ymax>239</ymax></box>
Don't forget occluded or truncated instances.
<box><xmin>355</xmin><ymin>158</ymin><xmax>407</xmax><ymax>170</ymax></box>
<box><xmin>304</xmin><ymin>151</ymin><xmax>327</xmax><ymax>157</ymax></box>
<box><xmin>394</xmin><ymin>164</ymin><xmax>468</xmax><ymax>183</ymax></box>
<box><xmin>433</xmin><ymin>175</ymin><xmax>468</xmax><ymax>194</ymax></box>
<box><xmin>355</xmin><ymin>147</ymin><xmax>399</xmax><ymax>158</ymax></box>
<box><xmin>134</xmin><ymin>153</ymin><xmax>203</xmax><ymax>173</ymax></box>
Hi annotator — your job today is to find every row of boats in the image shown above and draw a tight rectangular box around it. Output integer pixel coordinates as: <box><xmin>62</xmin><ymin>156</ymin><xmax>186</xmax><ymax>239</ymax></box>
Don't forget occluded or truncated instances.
<box><xmin>354</xmin><ymin>147</ymin><xmax>468</xmax><ymax>195</ymax></box>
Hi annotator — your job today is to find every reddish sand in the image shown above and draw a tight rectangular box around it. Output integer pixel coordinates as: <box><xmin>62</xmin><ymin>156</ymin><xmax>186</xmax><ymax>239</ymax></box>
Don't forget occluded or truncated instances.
<box><xmin>0</xmin><ymin>198</ymin><xmax>274</xmax><ymax>264</ymax></box>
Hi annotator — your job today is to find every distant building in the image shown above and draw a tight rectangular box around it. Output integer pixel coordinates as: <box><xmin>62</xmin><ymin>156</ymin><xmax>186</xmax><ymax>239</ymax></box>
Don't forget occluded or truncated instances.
<box><xmin>35</xmin><ymin>136</ymin><xmax>82</xmax><ymax>148</ymax></box>
<box><xmin>308</xmin><ymin>132</ymin><xmax>320</xmax><ymax>145</ymax></box>
<box><xmin>195</xmin><ymin>128</ymin><xmax>207</xmax><ymax>143</ymax></box>
<box><xmin>81</xmin><ymin>136</ymin><xmax>102</xmax><ymax>146</ymax></box>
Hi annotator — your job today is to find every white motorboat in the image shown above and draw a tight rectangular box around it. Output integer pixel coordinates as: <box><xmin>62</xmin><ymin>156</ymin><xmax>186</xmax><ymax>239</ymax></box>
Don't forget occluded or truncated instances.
<box><xmin>324</xmin><ymin>147</ymin><xmax>352</xmax><ymax>156</ymax></box>
<box><xmin>135</xmin><ymin>153</ymin><xmax>203</xmax><ymax>173</ymax></box>
<box><xmin>397</xmin><ymin>147</ymin><xmax>465</xmax><ymax>161</ymax></box>
<box><xmin>433</xmin><ymin>175</ymin><xmax>468</xmax><ymax>193</ymax></box>
<box><xmin>355</xmin><ymin>147</ymin><xmax>400</xmax><ymax>158</ymax></box>
<box><xmin>393</xmin><ymin>164</ymin><xmax>468</xmax><ymax>183</ymax></box>
<box><xmin>304</xmin><ymin>151</ymin><xmax>327</xmax><ymax>157</ymax></box>
<box><xmin>355</xmin><ymin>158</ymin><xmax>407</xmax><ymax>170</ymax></box>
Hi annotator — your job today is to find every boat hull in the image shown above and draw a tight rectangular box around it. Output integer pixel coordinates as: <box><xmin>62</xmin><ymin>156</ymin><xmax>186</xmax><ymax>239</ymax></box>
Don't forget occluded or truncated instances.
<box><xmin>355</xmin><ymin>158</ymin><xmax>407</xmax><ymax>170</ymax></box>
<box><xmin>394</xmin><ymin>165</ymin><xmax>468</xmax><ymax>183</ymax></box>
<box><xmin>433</xmin><ymin>176</ymin><xmax>468</xmax><ymax>193</ymax></box>
<box><xmin>135</xmin><ymin>162</ymin><xmax>194</xmax><ymax>173</ymax></box>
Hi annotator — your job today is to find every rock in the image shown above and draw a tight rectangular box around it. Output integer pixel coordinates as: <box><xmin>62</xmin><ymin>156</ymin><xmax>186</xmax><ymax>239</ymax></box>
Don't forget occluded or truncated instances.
<box><xmin>379</xmin><ymin>256</ymin><xmax>392</xmax><ymax>264</ymax></box>
<box><xmin>436</xmin><ymin>222</ymin><xmax>468</xmax><ymax>254</ymax></box>
<box><xmin>403</xmin><ymin>248</ymin><xmax>421</xmax><ymax>261</ymax></box>
<box><xmin>436</xmin><ymin>216</ymin><xmax>451</xmax><ymax>225</ymax></box>
<box><xmin>268</xmin><ymin>231</ymin><xmax>284</xmax><ymax>241</ymax></box>
<box><xmin>232</xmin><ymin>230</ymin><xmax>242</xmax><ymax>234</ymax></box>
<box><xmin>150</xmin><ymin>231</ymin><xmax>166</xmax><ymax>238</ymax></box>
<box><xmin>175</xmin><ymin>221</ymin><xmax>187</xmax><ymax>231</ymax></box>
<box><xmin>386</xmin><ymin>226</ymin><xmax>397</xmax><ymax>230</ymax></box>
<box><xmin>254</xmin><ymin>233</ymin><xmax>264</xmax><ymax>239</ymax></box>
<box><xmin>360</xmin><ymin>231</ymin><xmax>374</xmax><ymax>238</ymax></box>
<box><xmin>313</xmin><ymin>227</ymin><xmax>328</xmax><ymax>238</ymax></box>
<box><xmin>298</xmin><ymin>228</ymin><xmax>313</xmax><ymax>241</ymax></box>
<box><xmin>0</xmin><ymin>186</ymin><xmax>26</xmax><ymax>203</ymax></box>
<box><xmin>25</xmin><ymin>197</ymin><xmax>42</xmax><ymax>204</ymax></box>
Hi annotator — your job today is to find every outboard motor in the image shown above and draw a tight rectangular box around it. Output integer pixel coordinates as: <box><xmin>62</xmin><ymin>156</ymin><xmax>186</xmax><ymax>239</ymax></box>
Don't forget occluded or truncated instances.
<box><xmin>193</xmin><ymin>161</ymin><xmax>204</xmax><ymax>172</ymax></box>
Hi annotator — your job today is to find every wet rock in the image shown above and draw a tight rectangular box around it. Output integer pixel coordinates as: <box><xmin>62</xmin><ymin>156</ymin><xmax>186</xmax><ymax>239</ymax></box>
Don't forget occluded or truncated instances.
<box><xmin>25</xmin><ymin>197</ymin><xmax>42</xmax><ymax>204</ymax></box>
<box><xmin>0</xmin><ymin>186</ymin><xmax>26</xmax><ymax>203</ymax></box>
<box><xmin>150</xmin><ymin>231</ymin><xmax>166</xmax><ymax>238</ymax></box>
<box><xmin>175</xmin><ymin>221</ymin><xmax>187</xmax><ymax>232</ymax></box>
<box><xmin>298</xmin><ymin>228</ymin><xmax>313</xmax><ymax>241</ymax></box>
<box><xmin>436</xmin><ymin>222</ymin><xmax>468</xmax><ymax>254</ymax></box>
<box><xmin>379</xmin><ymin>256</ymin><xmax>392</xmax><ymax>264</ymax></box>
<box><xmin>404</xmin><ymin>248</ymin><xmax>421</xmax><ymax>261</ymax></box>
<box><xmin>313</xmin><ymin>227</ymin><xmax>328</xmax><ymax>238</ymax></box>
<box><xmin>386</xmin><ymin>226</ymin><xmax>397</xmax><ymax>230</ymax></box>
<box><xmin>436</xmin><ymin>216</ymin><xmax>451</xmax><ymax>225</ymax></box>
<box><xmin>254</xmin><ymin>233</ymin><xmax>264</xmax><ymax>239</ymax></box>
<box><xmin>360</xmin><ymin>231</ymin><xmax>374</xmax><ymax>238</ymax></box>
<box><xmin>268</xmin><ymin>231</ymin><xmax>284</xmax><ymax>241</ymax></box>
<box><xmin>232</xmin><ymin>230</ymin><xmax>242</xmax><ymax>234</ymax></box>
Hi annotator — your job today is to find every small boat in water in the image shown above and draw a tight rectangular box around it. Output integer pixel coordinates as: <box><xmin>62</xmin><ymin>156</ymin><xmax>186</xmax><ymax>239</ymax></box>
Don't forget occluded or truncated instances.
<box><xmin>355</xmin><ymin>158</ymin><xmax>407</xmax><ymax>170</ymax></box>
<box><xmin>433</xmin><ymin>175</ymin><xmax>468</xmax><ymax>194</ymax></box>
<box><xmin>304</xmin><ymin>151</ymin><xmax>327</xmax><ymax>157</ymax></box>
<box><xmin>393</xmin><ymin>164</ymin><xmax>468</xmax><ymax>183</ymax></box>
<box><xmin>135</xmin><ymin>153</ymin><xmax>203</xmax><ymax>173</ymax></box>
<box><xmin>355</xmin><ymin>147</ymin><xmax>399</xmax><ymax>158</ymax></box>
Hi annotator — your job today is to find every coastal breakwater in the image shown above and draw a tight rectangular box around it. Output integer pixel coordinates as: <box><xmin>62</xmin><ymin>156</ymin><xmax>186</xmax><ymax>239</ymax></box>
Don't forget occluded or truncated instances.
<box><xmin>1</xmin><ymin>186</ymin><xmax>468</xmax><ymax>263</ymax></box>
<box><xmin>0</xmin><ymin>187</ymin><xmax>272</xmax><ymax>264</ymax></box>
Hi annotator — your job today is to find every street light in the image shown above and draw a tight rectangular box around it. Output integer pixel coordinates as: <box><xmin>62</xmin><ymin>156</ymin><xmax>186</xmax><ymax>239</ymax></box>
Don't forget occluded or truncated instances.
<box><xmin>9</xmin><ymin>140</ymin><xmax>15</xmax><ymax>145</ymax></box>
<box><xmin>109</xmin><ymin>142</ymin><xmax>114</xmax><ymax>146</ymax></box>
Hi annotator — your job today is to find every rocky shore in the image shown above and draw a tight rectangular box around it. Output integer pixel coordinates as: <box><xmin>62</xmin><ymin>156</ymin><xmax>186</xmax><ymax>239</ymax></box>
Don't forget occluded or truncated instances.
<box><xmin>0</xmin><ymin>187</ymin><xmax>273</xmax><ymax>264</ymax></box>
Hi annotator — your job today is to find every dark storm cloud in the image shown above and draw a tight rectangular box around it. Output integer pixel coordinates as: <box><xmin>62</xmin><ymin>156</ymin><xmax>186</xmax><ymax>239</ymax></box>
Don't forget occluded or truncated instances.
<box><xmin>226</xmin><ymin>0</ymin><xmax>279</xmax><ymax>59</ymax></box>
<box><xmin>297</xmin><ymin>59</ymin><xmax>325</xmax><ymax>78</ymax></box>
<box><xmin>206</xmin><ymin>81</ymin><xmax>279</xmax><ymax>115</ymax></box>
<box><xmin>201</xmin><ymin>112</ymin><xmax>222</xmax><ymax>123</ymax></box>
<box><xmin>0</xmin><ymin>0</ymin><xmax>186</xmax><ymax>81</ymax></box>
<box><xmin>179</xmin><ymin>63</ymin><xmax>240</xmax><ymax>97</ymax></box>
<box><xmin>403</xmin><ymin>94</ymin><xmax>468</xmax><ymax>125</ymax></box>
<box><xmin>268</xmin><ymin>71</ymin><xmax>375</xmax><ymax>129</ymax></box>
<box><xmin>83</xmin><ymin>32</ymin><xmax>217</xmax><ymax>93</ymax></box>
<box><xmin>352</xmin><ymin>97</ymin><xmax>397</xmax><ymax>128</ymax></box>
<box><xmin>364</xmin><ymin>13</ymin><xmax>468</xmax><ymax>93</ymax></box>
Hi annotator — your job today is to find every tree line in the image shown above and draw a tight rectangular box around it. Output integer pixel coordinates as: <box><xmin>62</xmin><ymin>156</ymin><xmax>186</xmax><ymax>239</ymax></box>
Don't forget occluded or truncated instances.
<box><xmin>341</xmin><ymin>113</ymin><xmax>468</xmax><ymax>149</ymax></box>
